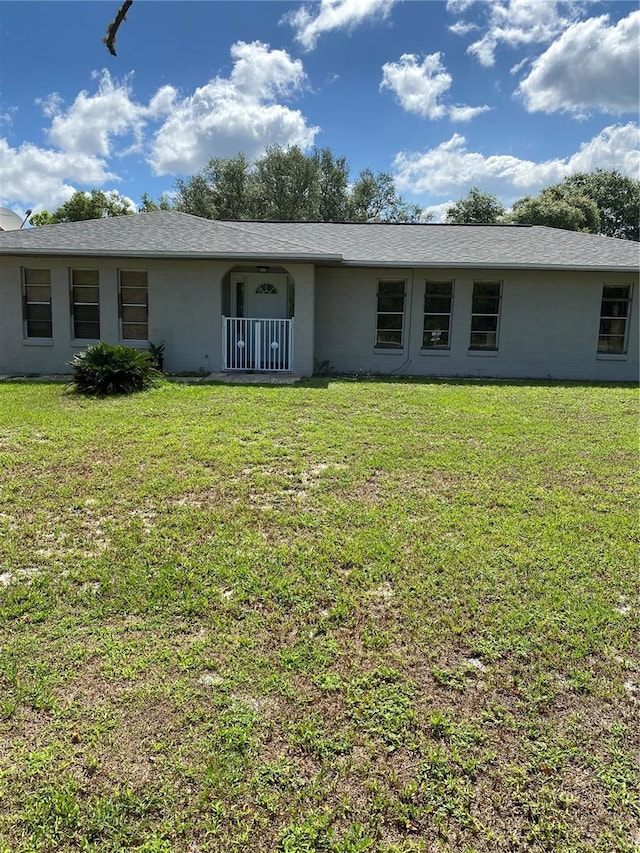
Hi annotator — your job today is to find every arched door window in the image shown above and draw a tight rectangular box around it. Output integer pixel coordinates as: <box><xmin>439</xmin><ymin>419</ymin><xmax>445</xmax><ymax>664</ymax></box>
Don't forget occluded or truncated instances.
<box><xmin>256</xmin><ymin>282</ymin><xmax>278</xmax><ymax>295</ymax></box>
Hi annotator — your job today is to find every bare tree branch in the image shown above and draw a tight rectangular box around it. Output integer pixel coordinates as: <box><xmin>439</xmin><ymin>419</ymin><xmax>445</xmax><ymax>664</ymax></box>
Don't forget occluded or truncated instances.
<box><xmin>104</xmin><ymin>0</ymin><xmax>133</xmax><ymax>57</ymax></box>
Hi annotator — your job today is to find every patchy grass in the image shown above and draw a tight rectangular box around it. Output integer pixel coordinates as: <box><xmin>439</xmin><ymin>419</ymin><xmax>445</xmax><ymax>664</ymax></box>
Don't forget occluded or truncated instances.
<box><xmin>0</xmin><ymin>378</ymin><xmax>638</xmax><ymax>853</ymax></box>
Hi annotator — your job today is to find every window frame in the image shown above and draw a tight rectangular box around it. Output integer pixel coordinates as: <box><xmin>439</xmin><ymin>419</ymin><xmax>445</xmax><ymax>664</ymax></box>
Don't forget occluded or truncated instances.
<box><xmin>375</xmin><ymin>279</ymin><xmax>406</xmax><ymax>350</ymax></box>
<box><xmin>422</xmin><ymin>280</ymin><xmax>454</xmax><ymax>351</ymax></box>
<box><xmin>469</xmin><ymin>280</ymin><xmax>502</xmax><ymax>352</ymax></box>
<box><xmin>119</xmin><ymin>270</ymin><xmax>149</xmax><ymax>343</ymax></box>
<box><xmin>70</xmin><ymin>268</ymin><xmax>100</xmax><ymax>342</ymax></box>
<box><xmin>597</xmin><ymin>284</ymin><xmax>632</xmax><ymax>356</ymax></box>
<box><xmin>22</xmin><ymin>267</ymin><xmax>52</xmax><ymax>340</ymax></box>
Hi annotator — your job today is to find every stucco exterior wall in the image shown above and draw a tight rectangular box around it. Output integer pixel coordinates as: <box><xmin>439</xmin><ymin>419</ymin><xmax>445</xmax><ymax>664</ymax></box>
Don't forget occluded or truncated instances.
<box><xmin>0</xmin><ymin>256</ymin><xmax>317</xmax><ymax>376</ymax></box>
<box><xmin>1</xmin><ymin>255</ymin><xmax>637</xmax><ymax>380</ymax></box>
<box><xmin>314</xmin><ymin>267</ymin><xmax>639</xmax><ymax>381</ymax></box>
<box><xmin>0</xmin><ymin>256</ymin><xmax>227</xmax><ymax>374</ymax></box>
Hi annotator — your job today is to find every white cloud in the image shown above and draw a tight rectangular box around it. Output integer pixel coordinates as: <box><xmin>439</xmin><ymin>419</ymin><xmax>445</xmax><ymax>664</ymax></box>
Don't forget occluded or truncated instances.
<box><xmin>0</xmin><ymin>139</ymin><xmax>116</xmax><ymax>211</ymax></box>
<box><xmin>448</xmin><ymin>21</ymin><xmax>478</xmax><ymax>36</ymax></box>
<box><xmin>446</xmin><ymin>0</ymin><xmax>476</xmax><ymax>13</ymax></box>
<box><xmin>284</xmin><ymin>0</ymin><xmax>396</xmax><ymax>51</ymax></box>
<box><xmin>380</xmin><ymin>53</ymin><xmax>490</xmax><ymax>121</ymax></box>
<box><xmin>228</xmin><ymin>40</ymin><xmax>307</xmax><ymax>98</ymax></box>
<box><xmin>392</xmin><ymin>123</ymin><xmax>640</xmax><ymax>200</ymax></box>
<box><xmin>149</xmin><ymin>41</ymin><xmax>317</xmax><ymax>175</ymax></box>
<box><xmin>1</xmin><ymin>42</ymin><xmax>318</xmax><ymax>209</ymax></box>
<box><xmin>0</xmin><ymin>106</ymin><xmax>17</xmax><ymax>128</ymax></box>
<box><xmin>448</xmin><ymin>0</ymin><xmax>590</xmax><ymax>67</ymax></box>
<box><xmin>44</xmin><ymin>70</ymin><xmax>170</xmax><ymax>157</ymax></box>
<box><xmin>567</xmin><ymin>122</ymin><xmax>640</xmax><ymax>175</ymax></box>
<box><xmin>422</xmin><ymin>200</ymin><xmax>456</xmax><ymax>223</ymax></box>
<box><xmin>517</xmin><ymin>11</ymin><xmax>640</xmax><ymax>115</ymax></box>
<box><xmin>381</xmin><ymin>53</ymin><xmax>450</xmax><ymax>120</ymax></box>
<box><xmin>449</xmin><ymin>104</ymin><xmax>491</xmax><ymax>122</ymax></box>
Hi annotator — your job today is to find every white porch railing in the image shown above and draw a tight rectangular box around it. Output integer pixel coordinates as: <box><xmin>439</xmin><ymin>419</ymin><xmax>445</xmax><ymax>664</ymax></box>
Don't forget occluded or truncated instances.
<box><xmin>223</xmin><ymin>317</ymin><xmax>294</xmax><ymax>372</ymax></box>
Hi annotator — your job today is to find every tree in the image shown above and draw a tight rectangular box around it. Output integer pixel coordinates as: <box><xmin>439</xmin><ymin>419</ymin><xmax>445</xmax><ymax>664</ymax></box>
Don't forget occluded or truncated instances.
<box><xmin>562</xmin><ymin>170</ymin><xmax>639</xmax><ymax>241</ymax></box>
<box><xmin>253</xmin><ymin>146</ymin><xmax>321</xmax><ymax>220</ymax></box>
<box><xmin>349</xmin><ymin>168</ymin><xmax>425</xmax><ymax>222</ymax></box>
<box><xmin>316</xmin><ymin>148</ymin><xmax>351</xmax><ymax>221</ymax></box>
<box><xmin>173</xmin><ymin>146</ymin><xmax>427</xmax><ymax>223</ymax></box>
<box><xmin>175</xmin><ymin>153</ymin><xmax>254</xmax><ymax>220</ymax></box>
<box><xmin>445</xmin><ymin>187</ymin><xmax>505</xmax><ymax>224</ymax></box>
<box><xmin>510</xmin><ymin>185</ymin><xmax>600</xmax><ymax>233</ymax></box>
<box><xmin>30</xmin><ymin>190</ymin><xmax>134</xmax><ymax>226</ymax></box>
<box><xmin>139</xmin><ymin>192</ymin><xmax>172</xmax><ymax>212</ymax></box>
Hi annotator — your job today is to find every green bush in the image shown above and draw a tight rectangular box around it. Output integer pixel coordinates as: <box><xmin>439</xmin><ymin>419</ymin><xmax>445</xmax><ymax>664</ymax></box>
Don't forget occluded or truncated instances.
<box><xmin>68</xmin><ymin>342</ymin><xmax>160</xmax><ymax>396</ymax></box>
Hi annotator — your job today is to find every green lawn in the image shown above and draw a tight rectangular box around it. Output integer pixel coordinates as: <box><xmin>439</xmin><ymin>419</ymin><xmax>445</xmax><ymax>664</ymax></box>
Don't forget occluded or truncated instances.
<box><xmin>0</xmin><ymin>378</ymin><xmax>638</xmax><ymax>852</ymax></box>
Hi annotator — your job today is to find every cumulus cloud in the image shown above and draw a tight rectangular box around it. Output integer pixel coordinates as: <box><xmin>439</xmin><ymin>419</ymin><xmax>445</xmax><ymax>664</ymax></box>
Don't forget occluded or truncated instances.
<box><xmin>44</xmin><ymin>70</ymin><xmax>173</xmax><ymax>157</ymax></box>
<box><xmin>0</xmin><ymin>106</ymin><xmax>17</xmax><ymax>128</ymax></box>
<box><xmin>422</xmin><ymin>200</ymin><xmax>456</xmax><ymax>223</ymax></box>
<box><xmin>518</xmin><ymin>11</ymin><xmax>640</xmax><ymax>115</ymax></box>
<box><xmin>448</xmin><ymin>0</ymin><xmax>589</xmax><ymax>67</ymax></box>
<box><xmin>0</xmin><ymin>139</ymin><xmax>116</xmax><ymax>211</ymax></box>
<box><xmin>392</xmin><ymin>122</ymin><xmax>640</xmax><ymax>200</ymax></box>
<box><xmin>1</xmin><ymin>42</ymin><xmax>318</xmax><ymax>210</ymax></box>
<box><xmin>149</xmin><ymin>41</ymin><xmax>317</xmax><ymax>174</ymax></box>
<box><xmin>284</xmin><ymin>0</ymin><xmax>396</xmax><ymax>51</ymax></box>
<box><xmin>380</xmin><ymin>53</ymin><xmax>490</xmax><ymax>121</ymax></box>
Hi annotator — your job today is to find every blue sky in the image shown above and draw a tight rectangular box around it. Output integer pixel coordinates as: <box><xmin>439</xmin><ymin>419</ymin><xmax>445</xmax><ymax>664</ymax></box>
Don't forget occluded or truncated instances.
<box><xmin>1</xmin><ymin>0</ymin><xmax>638</xmax><ymax>221</ymax></box>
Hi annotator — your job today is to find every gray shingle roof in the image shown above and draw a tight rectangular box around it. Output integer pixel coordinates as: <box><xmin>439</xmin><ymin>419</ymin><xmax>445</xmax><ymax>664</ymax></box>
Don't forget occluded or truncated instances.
<box><xmin>0</xmin><ymin>210</ymin><xmax>638</xmax><ymax>271</ymax></box>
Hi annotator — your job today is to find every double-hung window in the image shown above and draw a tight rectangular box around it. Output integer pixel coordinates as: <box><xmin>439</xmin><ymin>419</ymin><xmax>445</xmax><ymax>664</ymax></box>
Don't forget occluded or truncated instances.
<box><xmin>469</xmin><ymin>281</ymin><xmax>501</xmax><ymax>351</ymax></box>
<box><xmin>23</xmin><ymin>268</ymin><xmax>52</xmax><ymax>339</ymax></box>
<box><xmin>119</xmin><ymin>271</ymin><xmax>148</xmax><ymax>341</ymax></box>
<box><xmin>71</xmin><ymin>269</ymin><xmax>100</xmax><ymax>340</ymax></box>
<box><xmin>423</xmin><ymin>281</ymin><xmax>453</xmax><ymax>349</ymax></box>
<box><xmin>376</xmin><ymin>280</ymin><xmax>405</xmax><ymax>349</ymax></box>
<box><xmin>597</xmin><ymin>285</ymin><xmax>632</xmax><ymax>354</ymax></box>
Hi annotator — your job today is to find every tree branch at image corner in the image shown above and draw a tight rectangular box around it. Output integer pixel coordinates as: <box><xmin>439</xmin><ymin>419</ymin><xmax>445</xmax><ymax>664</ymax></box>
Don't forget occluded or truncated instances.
<box><xmin>104</xmin><ymin>0</ymin><xmax>133</xmax><ymax>57</ymax></box>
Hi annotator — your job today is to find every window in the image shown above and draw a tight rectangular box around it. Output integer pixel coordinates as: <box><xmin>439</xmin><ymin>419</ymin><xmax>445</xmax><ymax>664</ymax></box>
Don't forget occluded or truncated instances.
<box><xmin>423</xmin><ymin>281</ymin><xmax>453</xmax><ymax>349</ymax></box>
<box><xmin>597</xmin><ymin>285</ymin><xmax>632</xmax><ymax>354</ymax></box>
<box><xmin>120</xmin><ymin>271</ymin><xmax>148</xmax><ymax>340</ymax></box>
<box><xmin>376</xmin><ymin>280</ymin><xmax>405</xmax><ymax>349</ymax></box>
<box><xmin>71</xmin><ymin>269</ymin><xmax>100</xmax><ymax>340</ymax></box>
<box><xmin>23</xmin><ymin>268</ymin><xmax>52</xmax><ymax>338</ymax></box>
<box><xmin>235</xmin><ymin>280</ymin><xmax>245</xmax><ymax>317</ymax></box>
<box><xmin>256</xmin><ymin>282</ymin><xmax>278</xmax><ymax>294</ymax></box>
<box><xmin>469</xmin><ymin>281</ymin><xmax>501</xmax><ymax>351</ymax></box>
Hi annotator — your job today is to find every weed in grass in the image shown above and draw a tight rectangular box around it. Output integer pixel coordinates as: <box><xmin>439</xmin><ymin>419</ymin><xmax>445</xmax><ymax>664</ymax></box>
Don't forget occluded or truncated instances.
<box><xmin>290</xmin><ymin>714</ymin><xmax>352</xmax><ymax>759</ymax></box>
<box><xmin>346</xmin><ymin>669</ymin><xmax>418</xmax><ymax>751</ymax></box>
<box><xmin>277</xmin><ymin>810</ymin><xmax>333</xmax><ymax>852</ymax></box>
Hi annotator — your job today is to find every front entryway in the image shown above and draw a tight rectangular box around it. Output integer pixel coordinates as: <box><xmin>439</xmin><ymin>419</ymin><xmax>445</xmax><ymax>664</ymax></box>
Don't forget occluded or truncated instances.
<box><xmin>223</xmin><ymin>273</ymin><xmax>293</xmax><ymax>372</ymax></box>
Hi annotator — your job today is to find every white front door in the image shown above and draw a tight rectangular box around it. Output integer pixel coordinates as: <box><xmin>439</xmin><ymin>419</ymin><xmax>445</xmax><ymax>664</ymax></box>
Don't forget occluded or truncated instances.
<box><xmin>245</xmin><ymin>273</ymin><xmax>289</xmax><ymax>319</ymax></box>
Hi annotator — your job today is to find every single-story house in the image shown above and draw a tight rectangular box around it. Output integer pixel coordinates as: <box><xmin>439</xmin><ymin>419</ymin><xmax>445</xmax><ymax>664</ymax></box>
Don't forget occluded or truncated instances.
<box><xmin>0</xmin><ymin>211</ymin><xmax>638</xmax><ymax>380</ymax></box>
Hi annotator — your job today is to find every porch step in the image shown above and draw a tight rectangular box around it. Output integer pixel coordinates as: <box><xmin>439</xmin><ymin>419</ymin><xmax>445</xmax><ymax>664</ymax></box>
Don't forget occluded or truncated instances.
<box><xmin>202</xmin><ymin>372</ymin><xmax>303</xmax><ymax>385</ymax></box>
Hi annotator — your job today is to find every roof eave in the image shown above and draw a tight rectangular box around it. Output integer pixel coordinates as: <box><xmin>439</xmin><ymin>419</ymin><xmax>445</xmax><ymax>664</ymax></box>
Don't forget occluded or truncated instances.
<box><xmin>0</xmin><ymin>248</ymin><xmax>344</xmax><ymax>263</ymax></box>
<box><xmin>339</xmin><ymin>260</ymin><xmax>639</xmax><ymax>273</ymax></box>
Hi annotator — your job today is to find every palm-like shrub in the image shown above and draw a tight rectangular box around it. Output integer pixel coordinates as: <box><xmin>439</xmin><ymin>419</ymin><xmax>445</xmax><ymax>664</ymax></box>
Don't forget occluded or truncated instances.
<box><xmin>68</xmin><ymin>342</ymin><xmax>160</xmax><ymax>395</ymax></box>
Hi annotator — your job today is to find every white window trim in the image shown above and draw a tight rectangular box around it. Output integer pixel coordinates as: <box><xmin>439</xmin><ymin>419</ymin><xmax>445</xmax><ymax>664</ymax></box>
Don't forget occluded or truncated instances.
<box><xmin>469</xmin><ymin>280</ymin><xmax>502</xmax><ymax>352</ymax></box>
<box><xmin>22</xmin><ymin>267</ymin><xmax>53</xmax><ymax>341</ymax></box>
<box><xmin>119</xmin><ymin>270</ymin><xmax>149</xmax><ymax>343</ymax></box>
<box><xmin>596</xmin><ymin>283</ymin><xmax>632</xmax><ymax>358</ymax></box>
<box><xmin>70</xmin><ymin>269</ymin><xmax>100</xmax><ymax>343</ymax></box>
<box><xmin>422</xmin><ymin>280</ymin><xmax>454</xmax><ymax>352</ymax></box>
<box><xmin>374</xmin><ymin>279</ymin><xmax>407</xmax><ymax>352</ymax></box>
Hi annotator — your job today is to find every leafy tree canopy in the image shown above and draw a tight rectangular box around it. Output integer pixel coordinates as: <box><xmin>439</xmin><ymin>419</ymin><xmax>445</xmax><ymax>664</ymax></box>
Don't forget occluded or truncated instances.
<box><xmin>509</xmin><ymin>171</ymin><xmax>639</xmax><ymax>240</ymax></box>
<box><xmin>445</xmin><ymin>187</ymin><xmax>505</xmax><ymax>224</ymax></box>
<box><xmin>509</xmin><ymin>185</ymin><xmax>600</xmax><ymax>234</ymax></box>
<box><xmin>561</xmin><ymin>169</ymin><xmax>639</xmax><ymax>241</ymax></box>
<box><xmin>30</xmin><ymin>190</ymin><xmax>134</xmax><ymax>226</ymax></box>
<box><xmin>172</xmin><ymin>146</ymin><xmax>428</xmax><ymax>223</ymax></box>
<box><xmin>139</xmin><ymin>192</ymin><xmax>172</xmax><ymax>212</ymax></box>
